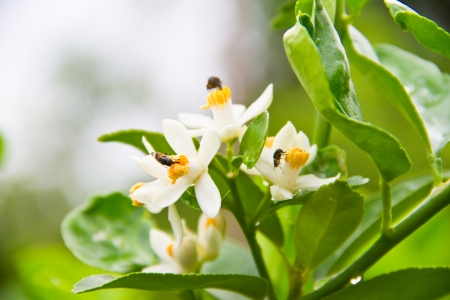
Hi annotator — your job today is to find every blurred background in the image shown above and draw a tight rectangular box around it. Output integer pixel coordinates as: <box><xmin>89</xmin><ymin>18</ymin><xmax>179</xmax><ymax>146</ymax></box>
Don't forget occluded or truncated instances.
<box><xmin>0</xmin><ymin>0</ymin><xmax>449</xmax><ymax>299</ymax></box>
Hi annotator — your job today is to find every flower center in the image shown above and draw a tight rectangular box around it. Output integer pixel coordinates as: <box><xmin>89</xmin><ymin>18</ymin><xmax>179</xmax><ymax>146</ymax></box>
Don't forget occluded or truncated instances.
<box><xmin>167</xmin><ymin>155</ymin><xmax>189</xmax><ymax>184</ymax></box>
<box><xmin>166</xmin><ymin>243</ymin><xmax>174</xmax><ymax>258</ymax></box>
<box><xmin>200</xmin><ymin>86</ymin><xmax>232</xmax><ymax>110</ymax></box>
<box><xmin>129</xmin><ymin>182</ymin><xmax>146</xmax><ymax>206</ymax></box>
<box><xmin>205</xmin><ymin>218</ymin><xmax>218</xmax><ymax>229</ymax></box>
<box><xmin>265</xmin><ymin>136</ymin><xmax>275</xmax><ymax>148</ymax></box>
<box><xmin>285</xmin><ymin>147</ymin><xmax>309</xmax><ymax>170</ymax></box>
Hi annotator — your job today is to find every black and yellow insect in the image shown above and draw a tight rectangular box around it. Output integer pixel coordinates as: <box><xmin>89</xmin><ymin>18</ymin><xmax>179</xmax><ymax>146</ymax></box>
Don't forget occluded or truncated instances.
<box><xmin>206</xmin><ymin>76</ymin><xmax>222</xmax><ymax>90</ymax></box>
<box><xmin>273</xmin><ymin>149</ymin><xmax>286</xmax><ymax>168</ymax></box>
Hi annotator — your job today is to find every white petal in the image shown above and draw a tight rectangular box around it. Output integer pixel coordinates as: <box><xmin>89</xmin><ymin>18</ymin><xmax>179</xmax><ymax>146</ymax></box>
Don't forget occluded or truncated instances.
<box><xmin>142</xmin><ymin>263</ymin><xmax>180</xmax><ymax>274</ymax></box>
<box><xmin>132</xmin><ymin>180</ymin><xmax>169</xmax><ymax>205</ymax></box>
<box><xmin>238</xmin><ymin>125</ymin><xmax>247</xmax><ymax>142</ymax></box>
<box><xmin>232</xmin><ymin>104</ymin><xmax>246</xmax><ymax>120</ymax></box>
<box><xmin>254</xmin><ymin>148</ymin><xmax>277</xmax><ymax>184</ymax></box>
<box><xmin>130</xmin><ymin>155</ymin><xmax>167</xmax><ymax>179</ymax></box>
<box><xmin>149</xmin><ymin>229</ymin><xmax>173</xmax><ymax>264</ymax></box>
<box><xmin>187</xmin><ymin>128</ymin><xmax>207</xmax><ymax>138</ymax></box>
<box><xmin>219</xmin><ymin>124</ymin><xmax>240</xmax><ymax>142</ymax></box>
<box><xmin>197</xmin><ymin>130</ymin><xmax>221</xmax><ymax>167</ymax></box>
<box><xmin>142</xmin><ymin>136</ymin><xmax>155</xmax><ymax>154</ymax></box>
<box><xmin>294</xmin><ymin>174</ymin><xmax>340</xmax><ymax>191</ymax></box>
<box><xmin>237</xmin><ymin>84</ymin><xmax>273</xmax><ymax>126</ymax></box>
<box><xmin>168</xmin><ymin>204</ymin><xmax>184</xmax><ymax>248</ymax></box>
<box><xmin>270</xmin><ymin>185</ymin><xmax>294</xmax><ymax>201</ymax></box>
<box><xmin>152</xmin><ymin>177</ymin><xmax>192</xmax><ymax>208</ymax></box>
<box><xmin>294</xmin><ymin>131</ymin><xmax>311</xmax><ymax>150</ymax></box>
<box><xmin>195</xmin><ymin>172</ymin><xmax>221</xmax><ymax>218</ymax></box>
<box><xmin>272</xmin><ymin>121</ymin><xmax>297</xmax><ymax>151</ymax></box>
<box><xmin>178</xmin><ymin>113</ymin><xmax>215</xmax><ymax>129</ymax></box>
<box><xmin>145</xmin><ymin>202</ymin><xmax>163</xmax><ymax>214</ymax></box>
<box><xmin>306</xmin><ymin>144</ymin><xmax>317</xmax><ymax>166</ymax></box>
<box><xmin>163</xmin><ymin>119</ymin><xmax>197</xmax><ymax>158</ymax></box>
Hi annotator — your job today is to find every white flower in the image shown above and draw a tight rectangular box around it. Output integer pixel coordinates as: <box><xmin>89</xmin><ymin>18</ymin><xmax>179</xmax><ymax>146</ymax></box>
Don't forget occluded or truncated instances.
<box><xmin>142</xmin><ymin>228</ymin><xmax>198</xmax><ymax>274</ymax></box>
<box><xmin>255</xmin><ymin>121</ymin><xmax>339</xmax><ymax>201</ymax></box>
<box><xmin>178</xmin><ymin>83</ymin><xmax>273</xmax><ymax>142</ymax></box>
<box><xmin>197</xmin><ymin>213</ymin><xmax>226</xmax><ymax>262</ymax></box>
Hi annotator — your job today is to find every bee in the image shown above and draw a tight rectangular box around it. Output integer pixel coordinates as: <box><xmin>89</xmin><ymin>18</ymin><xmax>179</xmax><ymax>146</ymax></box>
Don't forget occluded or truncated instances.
<box><xmin>273</xmin><ymin>149</ymin><xmax>286</xmax><ymax>168</ymax></box>
<box><xmin>151</xmin><ymin>152</ymin><xmax>174</xmax><ymax>167</ymax></box>
<box><xmin>206</xmin><ymin>76</ymin><xmax>222</xmax><ymax>90</ymax></box>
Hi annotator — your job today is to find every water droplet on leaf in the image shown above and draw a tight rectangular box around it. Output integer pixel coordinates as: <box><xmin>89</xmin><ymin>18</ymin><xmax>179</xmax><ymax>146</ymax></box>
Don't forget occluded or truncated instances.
<box><xmin>350</xmin><ymin>276</ymin><xmax>361</xmax><ymax>285</ymax></box>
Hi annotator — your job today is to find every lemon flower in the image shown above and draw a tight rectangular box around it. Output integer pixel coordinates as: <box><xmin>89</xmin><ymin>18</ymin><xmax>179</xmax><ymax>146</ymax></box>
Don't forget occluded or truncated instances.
<box><xmin>178</xmin><ymin>82</ymin><xmax>273</xmax><ymax>142</ymax></box>
<box><xmin>255</xmin><ymin>121</ymin><xmax>339</xmax><ymax>201</ymax></box>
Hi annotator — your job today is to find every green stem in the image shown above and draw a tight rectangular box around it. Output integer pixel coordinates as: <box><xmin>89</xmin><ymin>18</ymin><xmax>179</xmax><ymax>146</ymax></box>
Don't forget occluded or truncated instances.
<box><xmin>251</xmin><ymin>189</ymin><xmax>273</xmax><ymax>225</ymax></box>
<box><xmin>313</xmin><ymin>113</ymin><xmax>331</xmax><ymax>149</ymax></box>
<box><xmin>228</xmin><ymin>178</ymin><xmax>278</xmax><ymax>300</ymax></box>
<box><xmin>380</xmin><ymin>178</ymin><xmax>393</xmax><ymax>236</ymax></box>
<box><xmin>334</xmin><ymin>0</ymin><xmax>348</xmax><ymax>36</ymax></box>
<box><xmin>301</xmin><ymin>179</ymin><xmax>450</xmax><ymax>300</ymax></box>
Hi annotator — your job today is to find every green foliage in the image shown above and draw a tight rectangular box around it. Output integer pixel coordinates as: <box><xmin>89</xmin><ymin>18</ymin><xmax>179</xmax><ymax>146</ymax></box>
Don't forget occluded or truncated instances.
<box><xmin>180</xmin><ymin>186</ymin><xmax>201</xmax><ymax>210</ymax></box>
<box><xmin>258</xmin><ymin>211</ymin><xmax>285</xmax><ymax>247</ymax></box>
<box><xmin>295</xmin><ymin>181</ymin><xmax>364</xmax><ymax>273</ymax></box>
<box><xmin>346</xmin><ymin>0</ymin><xmax>370</xmax><ymax>15</ymax></box>
<box><xmin>239</xmin><ymin>110</ymin><xmax>269</xmax><ymax>168</ymax></box>
<box><xmin>284</xmin><ymin>7</ymin><xmax>412</xmax><ymax>182</ymax></box>
<box><xmin>324</xmin><ymin>268</ymin><xmax>450</xmax><ymax>300</ymax></box>
<box><xmin>98</xmin><ymin>129</ymin><xmax>173</xmax><ymax>154</ymax></box>
<box><xmin>73</xmin><ymin>273</ymin><xmax>268</xmax><ymax>300</ymax></box>
<box><xmin>271</xmin><ymin>0</ymin><xmax>297</xmax><ymax>30</ymax></box>
<box><xmin>61</xmin><ymin>193</ymin><xmax>155</xmax><ymax>273</ymax></box>
<box><xmin>306</xmin><ymin>145</ymin><xmax>347</xmax><ymax>179</ymax></box>
<box><xmin>376</xmin><ymin>44</ymin><xmax>450</xmax><ymax>156</ymax></box>
<box><xmin>385</xmin><ymin>0</ymin><xmax>450</xmax><ymax>59</ymax></box>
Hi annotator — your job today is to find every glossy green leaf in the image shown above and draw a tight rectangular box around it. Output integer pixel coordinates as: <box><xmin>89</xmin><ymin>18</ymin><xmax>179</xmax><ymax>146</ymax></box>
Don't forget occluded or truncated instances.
<box><xmin>295</xmin><ymin>0</ymin><xmax>336</xmax><ymax>23</ymax></box>
<box><xmin>98</xmin><ymin>129</ymin><xmax>173</xmax><ymax>154</ymax></box>
<box><xmin>326</xmin><ymin>175</ymin><xmax>433</xmax><ymax>276</ymax></box>
<box><xmin>375</xmin><ymin>44</ymin><xmax>450</xmax><ymax>156</ymax></box>
<box><xmin>324</xmin><ymin>268</ymin><xmax>450</xmax><ymax>300</ymax></box>
<box><xmin>180</xmin><ymin>186</ymin><xmax>200</xmax><ymax>210</ymax></box>
<box><xmin>284</xmin><ymin>7</ymin><xmax>411</xmax><ymax>182</ymax></box>
<box><xmin>258</xmin><ymin>211</ymin><xmax>285</xmax><ymax>247</ymax></box>
<box><xmin>346</xmin><ymin>176</ymin><xmax>369</xmax><ymax>190</ymax></box>
<box><xmin>306</xmin><ymin>145</ymin><xmax>347</xmax><ymax>179</ymax></box>
<box><xmin>295</xmin><ymin>181</ymin><xmax>364</xmax><ymax>272</ymax></box>
<box><xmin>61</xmin><ymin>193</ymin><xmax>155</xmax><ymax>273</ymax></box>
<box><xmin>346</xmin><ymin>0</ymin><xmax>370</xmax><ymax>15</ymax></box>
<box><xmin>271</xmin><ymin>0</ymin><xmax>296</xmax><ymax>30</ymax></box>
<box><xmin>345</xmin><ymin>26</ymin><xmax>432</xmax><ymax>156</ymax></box>
<box><xmin>231</xmin><ymin>156</ymin><xmax>243</xmax><ymax>170</ymax></box>
<box><xmin>236</xmin><ymin>171</ymin><xmax>264</xmax><ymax>217</ymax></box>
<box><xmin>239</xmin><ymin>110</ymin><xmax>269</xmax><ymax>168</ymax></box>
<box><xmin>385</xmin><ymin>0</ymin><xmax>450</xmax><ymax>59</ymax></box>
<box><xmin>73</xmin><ymin>273</ymin><xmax>268</xmax><ymax>300</ymax></box>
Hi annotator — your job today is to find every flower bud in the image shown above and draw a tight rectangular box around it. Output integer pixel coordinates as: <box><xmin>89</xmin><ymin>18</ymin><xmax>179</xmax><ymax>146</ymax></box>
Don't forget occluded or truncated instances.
<box><xmin>197</xmin><ymin>213</ymin><xmax>226</xmax><ymax>261</ymax></box>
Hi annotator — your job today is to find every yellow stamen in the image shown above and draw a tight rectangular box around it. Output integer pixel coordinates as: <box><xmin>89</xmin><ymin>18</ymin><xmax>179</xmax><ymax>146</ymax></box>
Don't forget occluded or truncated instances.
<box><xmin>166</xmin><ymin>244</ymin><xmax>174</xmax><ymax>258</ymax></box>
<box><xmin>167</xmin><ymin>155</ymin><xmax>189</xmax><ymax>184</ymax></box>
<box><xmin>285</xmin><ymin>147</ymin><xmax>309</xmax><ymax>170</ymax></box>
<box><xmin>205</xmin><ymin>218</ymin><xmax>218</xmax><ymax>229</ymax></box>
<box><xmin>129</xmin><ymin>182</ymin><xmax>146</xmax><ymax>206</ymax></box>
<box><xmin>265</xmin><ymin>136</ymin><xmax>275</xmax><ymax>148</ymax></box>
<box><xmin>200</xmin><ymin>86</ymin><xmax>232</xmax><ymax>109</ymax></box>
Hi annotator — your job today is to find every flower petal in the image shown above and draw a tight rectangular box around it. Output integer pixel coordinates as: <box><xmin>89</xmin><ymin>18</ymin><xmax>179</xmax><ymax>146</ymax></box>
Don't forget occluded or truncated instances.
<box><xmin>294</xmin><ymin>131</ymin><xmax>311</xmax><ymax>150</ymax></box>
<box><xmin>163</xmin><ymin>119</ymin><xmax>197</xmax><ymax>158</ymax></box>
<box><xmin>187</xmin><ymin>128</ymin><xmax>207</xmax><ymax>138</ymax></box>
<box><xmin>270</xmin><ymin>185</ymin><xmax>294</xmax><ymax>201</ymax></box>
<box><xmin>232</xmin><ymin>104</ymin><xmax>246</xmax><ymax>120</ymax></box>
<box><xmin>306</xmin><ymin>144</ymin><xmax>317</xmax><ymax>166</ymax></box>
<box><xmin>237</xmin><ymin>84</ymin><xmax>273</xmax><ymax>126</ymax></box>
<box><xmin>294</xmin><ymin>174</ymin><xmax>340</xmax><ymax>191</ymax></box>
<box><xmin>272</xmin><ymin>121</ymin><xmax>296</xmax><ymax>151</ymax></box>
<box><xmin>219</xmin><ymin>124</ymin><xmax>240</xmax><ymax>142</ymax></box>
<box><xmin>195</xmin><ymin>172</ymin><xmax>221</xmax><ymax>218</ymax></box>
<box><xmin>145</xmin><ymin>202</ymin><xmax>163</xmax><ymax>214</ymax></box>
<box><xmin>168</xmin><ymin>204</ymin><xmax>184</xmax><ymax>248</ymax></box>
<box><xmin>197</xmin><ymin>130</ymin><xmax>221</xmax><ymax>167</ymax></box>
<box><xmin>132</xmin><ymin>180</ymin><xmax>170</xmax><ymax>205</ymax></box>
<box><xmin>130</xmin><ymin>155</ymin><xmax>168</xmax><ymax>179</ymax></box>
<box><xmin>178</xmin><ymin>113</ymin><xmax>215</xmax><ymax>129</ymax></box>
<box><xmin>254</xmin><ymin>148</ymin><xmax>277</xmax><ymax>184</ymax></box>
<box><xmin>142</xmin><ymin>263</ymin><xmax>180</xmax><ymax>274</ymax></box>
<box><xmin>149</xmin><ymin>229</ymin><xmax>173</xmax><ymax>264</ymax></box>
<box><xmin>153</xmin><ymin>177</ymin><xmax>192</xmax><ymax>208</ymax></box>
<box><xmin>142</xmin><ymin>136</ymin><xmax>155</xmax><ymax>154</ymax></box>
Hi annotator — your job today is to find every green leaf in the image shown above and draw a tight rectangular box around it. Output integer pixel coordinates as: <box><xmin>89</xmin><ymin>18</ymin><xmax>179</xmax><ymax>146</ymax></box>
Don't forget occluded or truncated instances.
<box><xmin>346</xmin><ymin>176</ymin><xmax>369</xmax><ymax>190</ymax></box>
<box><xmin>98</xmin><ymin>129</ymin><xmax>173</xmax><ymax>154</ymax></box>
<box><xmin>236</xmin><ymin>171</ymin><xmax>265</xmax><ymax>217</ymax></box>
<box><xmin>284</xmin><ymin>10</ymin><xmax>411</xmax><ymax>182</ymax></box>
<box><xmin>231</xmin><ymin>156</ymin><xmax>243</xmax><ymax>170</ymax></box>
<box><xmin>295</xmin><ymin>181</ymin><xmax>364</xmax><ymax>272</ymax></box>
<box><xmin>271</xmin><ymin>0</ymin><xmax>297</xmax><ymax>30</ymax></box>
<box><xmin>0</xmin><ymin>133</ymin><xmax>4</xmax><ymax>168</ymax></box>
<box><xmin>296</xmin><ymin>0</ymin><xmax>336</xmax><ymax>23</ymax></box>
<box><xmin>326</xmin><ymin>174</ymin><xmax>433</xmax><ymax>276</ymax></box>
<box><xmin>61</xmin><ymin>193</ymin><xmax>155</xmax><ymax>273</ymax></box>
<box><xmin>346</xmin><ymin>0</ymin><xmax>370</xmax><ymax>15</ymax></box>
<box><xmin>375</xmin><ymin>44</ymin><xmax>450</xmax><ymax>156</ymax></box>
<box><xmin>324</xmin><ymin>268</ymin><xmax>450</xmax><ymax>300</ymax></box>
<box><xmin>239</xmin><ymin>111</ymin><xmax>269</xmax><ymax>169</ymax></box>
<box><xmin>258</xmin><ymin>211</ymin><xmax>285</xmax><ymax>247</ymax></box>
<box><xmin>306</xmin><ymin>145</ymin><xmax>347</xmax><ymax>179</ymax></box>
<box><xmin>73</xmin><ymin>273</ymin><xmax>268</xmax><ymax>300</ymax></box>
<box><xmin>180</xmin><ymin>186</ymin><xmax>200</xmax><ymax>210</ymax></box>
<box><xmin>385</xmin><ymin>0</ymin><xmax>450</xmax><ymax>59</ymax></box>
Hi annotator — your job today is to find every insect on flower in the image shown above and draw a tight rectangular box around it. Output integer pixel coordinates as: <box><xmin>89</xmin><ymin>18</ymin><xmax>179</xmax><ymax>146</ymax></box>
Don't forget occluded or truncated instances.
<box><xmin>151</xmin><ymin>152</ymin><xmax>174</xmax><ymax>167</ymax></box>
<box><xmin>273</xmin><ymin>148</ymin><xmax>286</xmax><ymax>168</ymax></box>
<box><xmin>206</xmin><ymin>76</ymin><xmax>222</xmax><ymax>90</ymax></box>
